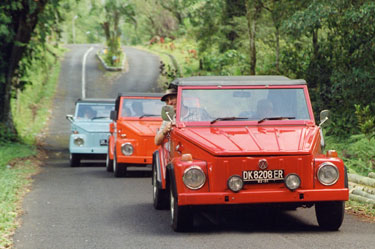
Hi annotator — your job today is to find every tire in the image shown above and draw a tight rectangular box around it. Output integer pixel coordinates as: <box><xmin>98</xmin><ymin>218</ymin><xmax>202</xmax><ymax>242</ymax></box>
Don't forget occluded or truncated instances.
<box><xmin>70</xmin><ymin>153</ymin><xmax>80</xmax><ymax>167</ymax></box>
<box><xmin>106</xmin><ymin>146</ymin><xmax>113</xmax><ymax>172</ymax></box>
<box><xmin>315</xmin><ymin>201</ymin><xmax>345</xmax><ymax>231</ymax></box>
<box><xmin>113</xmin><ymin>150</ymin><xmax>126</xmax><ymax>177</ymax></box>
<box><xmin>153</xmin><ymin>167</ymin><xmax>168</xmax><ymax>210</ymax></box>
<box><xmin>170</xmin><ymin>185</ymin><xmax>193</xmax><ymax>232</ymax></box>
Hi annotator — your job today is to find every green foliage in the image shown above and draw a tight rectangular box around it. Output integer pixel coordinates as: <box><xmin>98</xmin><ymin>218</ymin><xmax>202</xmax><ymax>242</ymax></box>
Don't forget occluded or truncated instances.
<box><xmin>355</xmin><ymin>104</ymin><xmax>375</xmax><ymax>140</ymax></box>
<box><xmin>11</xmin><ymin>44</ymin><xmax>64</xmax><ymax>144</ymax></box>
<box><xmin>200</xmin><ymin>49</ymin><xmax>248</xmax><ymax>75</ymax></box>
<box><xmin>0</xmin><ymin>123</ymin><xmax>18</xmax><ymax>145</ymax></box>
<box><xmin>326</xmin><ymin>134</ymin><xmax>375</xmax><ymax>176</ymax></box>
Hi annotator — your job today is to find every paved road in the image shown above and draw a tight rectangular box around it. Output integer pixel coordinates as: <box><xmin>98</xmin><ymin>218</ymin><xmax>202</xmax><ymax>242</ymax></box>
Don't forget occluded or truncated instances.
<box><xmin>14</xmin><ymin>45</ymin><xmax>375</xmax><ymax>249</ymax></box>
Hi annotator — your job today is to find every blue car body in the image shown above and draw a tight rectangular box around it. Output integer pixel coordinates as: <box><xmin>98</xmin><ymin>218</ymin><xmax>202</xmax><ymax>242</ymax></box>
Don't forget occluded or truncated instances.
<box><xmin>67</xmin><ymin>98</ymin><xmax>115</xmax><ymax>166</ymax></box>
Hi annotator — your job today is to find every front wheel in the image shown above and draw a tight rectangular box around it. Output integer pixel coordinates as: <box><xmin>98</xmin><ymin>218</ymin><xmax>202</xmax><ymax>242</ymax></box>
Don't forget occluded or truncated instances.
<box><xmin>70</xmin><ymin>153</ymin><xmax>80</xmax><ymax>167</ymax></box>
<box><xmin>113</xmin><ymin>151</ymin><xmax>126</xmax><ymax>177</ymax></box>
<box><xmin>170</xmin><ymin>185</ymin><xmax>193</xmax><ymax>232</ymax></box>
<box><xmin>315</xmin><ymin>201</ymin><xmax>345</xmax><ymax>231</ymax></box>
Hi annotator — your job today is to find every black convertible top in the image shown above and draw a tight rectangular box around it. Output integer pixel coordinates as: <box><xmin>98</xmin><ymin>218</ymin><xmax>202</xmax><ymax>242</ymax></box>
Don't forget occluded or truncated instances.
<box><xmin>117</xmin><ymin>92</ymin><xmax>164</xmax><ymax>97</ymax></box>
<box><xmin>76</xmin><ymin>98</ymin><xmax>115</xmax><ymax>104</ymax></box>
<box><xmin>171</xmin><ymin>76</ymin><xmax>307</xmax><ymax>86</ymax></box>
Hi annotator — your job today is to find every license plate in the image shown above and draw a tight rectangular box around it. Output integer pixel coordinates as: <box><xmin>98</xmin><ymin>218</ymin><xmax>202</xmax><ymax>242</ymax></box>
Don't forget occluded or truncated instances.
<box><xmin>100</xmin><ymin>139</ymin><xmax>108</xmax><ymax>146</ymax></box>
<box><xmin>242</xmin><ymin>169</ymin><xmax>284</xmax><ymax>184</ymax></box>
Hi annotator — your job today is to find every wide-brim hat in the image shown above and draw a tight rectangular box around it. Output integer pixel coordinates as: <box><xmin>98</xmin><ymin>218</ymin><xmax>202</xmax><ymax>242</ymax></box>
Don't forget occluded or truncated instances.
<box><xmin>161</xmin><ymin>88</ymin><xmax>177</xmax><ymax>102</ymax></box>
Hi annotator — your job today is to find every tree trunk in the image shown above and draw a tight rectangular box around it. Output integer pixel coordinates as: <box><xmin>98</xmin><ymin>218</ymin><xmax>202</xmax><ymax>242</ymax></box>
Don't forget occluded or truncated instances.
<box><xmin>312</xmin><ymin>28</ymin><xmax>319</xmax><ymax>59</ymax></box>
<box><xmin>0</xmin><ymin>1</ymin><xmax>48</xmax><ymax>140</ymax></box>
<box><xmin>245</xmin><ymin>0</ymin><xmax>261</xmax><ymax>75</ymax></box>
<box><xmin>275</xmin><ymin>25</ymin><xmax>280</xmax><ymax>73</ymax></box>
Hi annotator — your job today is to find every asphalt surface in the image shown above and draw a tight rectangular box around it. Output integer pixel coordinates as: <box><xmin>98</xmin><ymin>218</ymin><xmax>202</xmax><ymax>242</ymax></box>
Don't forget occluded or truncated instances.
<box><xmin>13</xmin><ymin>44</ymin><xmax>375</xmax><ymax>249</ymax></box>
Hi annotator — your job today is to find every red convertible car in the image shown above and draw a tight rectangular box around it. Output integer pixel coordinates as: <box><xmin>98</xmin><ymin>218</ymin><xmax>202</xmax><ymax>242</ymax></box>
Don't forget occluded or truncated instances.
<box><xmin>152</xmin><ymin>76</ymin><xmax>349</xmax><ymax>232</ymax></box>
<box><xmin>107</xmin><ymin>93</ymin><xmax>164</xmax><ymax>177</ymax></box>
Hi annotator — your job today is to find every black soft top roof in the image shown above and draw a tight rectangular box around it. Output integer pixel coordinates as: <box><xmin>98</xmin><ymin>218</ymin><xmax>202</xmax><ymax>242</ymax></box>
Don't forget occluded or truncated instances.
<box><xmin>76</xmin><ymin>98</ymin><xmax>115</xmax><ymax>104</ymax></box>
<box><xmin>171</xmin><ymin>76</ymin><xmax>307</xmax><ymax>86</ymax></box>
<box><xmin>117</xmin><ymin>92</ymin><xmax>164</xmax><ymax>98</ymax></box>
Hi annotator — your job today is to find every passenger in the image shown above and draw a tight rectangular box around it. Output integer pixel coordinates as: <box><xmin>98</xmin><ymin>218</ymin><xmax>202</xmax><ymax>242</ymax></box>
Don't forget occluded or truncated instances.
<box><xmin>79</xmin><ymin>106</ymin><xmax>96</xmax><ymax>119</ymax></box>
<box><xmin>180</xmin><ymin>102</ymin><xmax>211</xmax><ymax>122</ymax></box>
<box><xmin>154</xmin><ymin>88</ymin><xmax>177</xmax><ymax>146</ymax></box>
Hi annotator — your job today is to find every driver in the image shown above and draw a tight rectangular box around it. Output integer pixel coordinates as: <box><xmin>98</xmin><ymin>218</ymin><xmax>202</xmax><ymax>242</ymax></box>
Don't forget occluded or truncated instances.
<box><xmin>254</xmin><ymin>99</ymin><xmax>273</xmax><ymax>119</ymax></box>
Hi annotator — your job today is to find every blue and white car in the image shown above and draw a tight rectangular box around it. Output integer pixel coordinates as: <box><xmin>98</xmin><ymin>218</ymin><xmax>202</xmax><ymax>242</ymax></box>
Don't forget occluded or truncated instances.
<box><xmin>66</xmin><ymin>98</ymin><xmax>115</xmax><ymax>167</ymax></box>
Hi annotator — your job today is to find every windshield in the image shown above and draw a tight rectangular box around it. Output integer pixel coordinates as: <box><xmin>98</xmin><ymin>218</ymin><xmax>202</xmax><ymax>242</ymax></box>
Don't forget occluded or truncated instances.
<box><xmin>180</xmin><ymin>88</ymin><xmax>311</xmax><ymax>122</ymax></box>
<box><xmin>76</xmin><ymin>103</ymin><xmax>114</xmax><ymax>120</ymax></box>
<box><xmin>121</xmin><ymin>98</ymin><xmax>164</xmax><ymax>117</ymax></box>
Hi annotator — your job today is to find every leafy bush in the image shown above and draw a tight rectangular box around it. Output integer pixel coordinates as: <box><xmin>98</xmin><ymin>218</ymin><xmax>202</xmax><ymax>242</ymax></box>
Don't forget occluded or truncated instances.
<box><xmin>326</xmin><ymin>134</ymin><xmax>375</xmax><ymax>176</ymax></box>
<box><xmin>355</xmin><ymin>104</ymin><xmax>375</xmax><ymax>140</ymax></box>
<box><xmin>200</xmin><ymin>49</ymin><xmax>247</xmax><ymax>75</ymax></box>
<box><xmin>0</xmin><ymin>124</ymin><xmax>18</xmax><ymax>145</ymax></box>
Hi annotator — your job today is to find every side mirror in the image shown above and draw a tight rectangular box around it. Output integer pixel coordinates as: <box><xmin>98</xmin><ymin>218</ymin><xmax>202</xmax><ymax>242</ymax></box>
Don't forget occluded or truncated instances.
<box><xmin>66</xmin><ymin>114</ymin><xmax>74</xmax><ymax>122</ymax></box>
<box><xmin>319</xmin><ymin>110</ymin><xmax>330</xmax><ymax>127</ymax></box>
<box><xmin>161</xmin><ymin>105</ymin><xmax>175</xmax><ymax>122</ymax></box>
<box><xmin>110</xmin><ymin>110</ymin><xmax>117</xmax><ymax>121</ymax></box>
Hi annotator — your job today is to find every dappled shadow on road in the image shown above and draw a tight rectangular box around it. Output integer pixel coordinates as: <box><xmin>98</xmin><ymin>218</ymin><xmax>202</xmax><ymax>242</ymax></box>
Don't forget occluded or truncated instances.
<box><xmin>110</xmin><ymin>203</ymin><xmax>327</xmax><ymax>236</ymax></box>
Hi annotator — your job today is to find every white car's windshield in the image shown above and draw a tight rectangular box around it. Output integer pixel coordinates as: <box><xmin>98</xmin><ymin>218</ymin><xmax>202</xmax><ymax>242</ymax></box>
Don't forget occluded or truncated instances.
<box><xmin>180</xmin><ymin>88</ymin><xmax>310</xmax><ymax>122</ymax></box>
<box><xmin>76</xmin><ymin>103</ymin><xmax>114</xmax><ymax>120</ymax></box>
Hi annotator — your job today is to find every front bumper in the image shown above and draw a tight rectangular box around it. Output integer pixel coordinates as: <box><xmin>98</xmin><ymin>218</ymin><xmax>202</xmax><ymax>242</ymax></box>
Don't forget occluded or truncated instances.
<box><xmin>117</xmin><ymin>155</ymin><xmax>152</xmax><ymax>165</ymax></box>
<box><xmin>69</xmin><ymin>146</ymin><xmax>107</xmax><ymax>154</ymax></box>
<box><xmin>178</xmin><ymin>188</ymin><xmax>349</xmax><ymax>206</ymax></box>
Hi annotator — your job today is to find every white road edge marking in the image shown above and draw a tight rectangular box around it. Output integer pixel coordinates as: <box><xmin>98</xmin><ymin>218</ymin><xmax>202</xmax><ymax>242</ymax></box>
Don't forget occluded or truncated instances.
<box><xmin>82</xmin><ymin>47</ymin><xmax>94</xmax><ymax>99</ymax></box>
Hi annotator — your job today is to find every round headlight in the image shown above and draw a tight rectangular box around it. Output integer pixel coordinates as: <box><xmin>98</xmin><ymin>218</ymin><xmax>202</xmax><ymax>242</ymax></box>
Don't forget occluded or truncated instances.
<box><xmin>183</xmin><ymin>166</ymin><xmax>206</xmax><ymax>190</ymax></box>
<box><xmin>285</xmin><ymin>174</ymin><xmax>301</xmax><ymax>191</ymax></box>
<box><xmin>317</xmin><ymin>162</ymin><xmax>339</xmax><ymax>186</ymax></box>
<box><xmin>121</xmin><ymin>143</ymin><xmax>134</xmax><ymax>156</ymax></box>
<box><xmin>227</xmin><ymin>175</ymin><xmax>243</xmax><ymax>192</ymax></box>
<box><xmin>74</xmin><ymin>137</ymin><xmax>84</xmax><ymax>146</ymax></box>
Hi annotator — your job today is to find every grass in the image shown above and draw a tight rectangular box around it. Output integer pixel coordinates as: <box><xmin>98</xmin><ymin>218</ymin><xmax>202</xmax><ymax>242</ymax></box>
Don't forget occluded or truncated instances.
<box><xmin>0</xmin><ymin>144</ymin><xmax>39</xmax><ymax>248</ymax></box>
<box><xmin>0</xmin><ymin>43</ymin><xmax>63</xmax><ymax>248</ymax></box>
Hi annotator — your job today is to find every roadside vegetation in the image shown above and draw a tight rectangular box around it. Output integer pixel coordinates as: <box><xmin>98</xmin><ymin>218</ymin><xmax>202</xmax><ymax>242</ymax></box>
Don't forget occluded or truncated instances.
<box><xmin>0</xmin><ymin>1</ymin><xmax>374</xmax><ymax>245</ymax></box>
<box><xmin>0</xmin><ymin>43</ymin><xmax>63</xmax><ymax>247</ymax></box>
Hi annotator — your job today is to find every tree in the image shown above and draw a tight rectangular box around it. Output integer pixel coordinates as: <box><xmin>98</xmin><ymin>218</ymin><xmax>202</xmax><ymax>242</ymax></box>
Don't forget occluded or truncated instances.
<box><xmin>92</xmin><ymin>0</ymin><xmax>136</xmax><ymax>66</ymax></box>
<box><xmin>0</xmin><ymin>0</ymin><xmax>60</xmax><ymax>142</ymax></box>
<box><xmin>245</xmin><ymin>0</ymin><xmax>263</xmax><ymax>75</ymax></box>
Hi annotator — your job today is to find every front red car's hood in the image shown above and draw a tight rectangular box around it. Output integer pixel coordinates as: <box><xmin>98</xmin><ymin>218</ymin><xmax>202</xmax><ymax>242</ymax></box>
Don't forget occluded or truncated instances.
<box><xmin>121</xmin><ymin>120</ymin><xmax>161</xmax><ymax>137</ymax></box>
<box><xmin>176</xmin><ymin>125</ymin><xmax>319</xmax><ymax>156</ymax></box>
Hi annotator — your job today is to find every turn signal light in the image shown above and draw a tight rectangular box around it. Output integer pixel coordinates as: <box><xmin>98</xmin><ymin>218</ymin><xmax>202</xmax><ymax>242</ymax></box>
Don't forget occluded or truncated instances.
<box><xmin>181</xmin><ymin>154</ymin><xmax>193</xmax><ymax>161</ymax></box>
<box><xmin>326</xmin><ymin>150</ymin><xmax>338</xmax><ymax>157</ymax></box>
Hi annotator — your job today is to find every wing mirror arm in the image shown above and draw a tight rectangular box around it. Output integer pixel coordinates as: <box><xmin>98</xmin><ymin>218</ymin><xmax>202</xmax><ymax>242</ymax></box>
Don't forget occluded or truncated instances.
<box><xmin>319</xmin><ymin>116</ymin><xmax>328</xmax><ymax>127</ymax></box>
<box><xmin>319</xmin><ymin>110</ymin><xmax>330</xmax><ymax>128</ymax></box>
<box><xmin>161</xmin><ymin>105</ymin><xmax>176</xmax><ymax>123</ymax></box>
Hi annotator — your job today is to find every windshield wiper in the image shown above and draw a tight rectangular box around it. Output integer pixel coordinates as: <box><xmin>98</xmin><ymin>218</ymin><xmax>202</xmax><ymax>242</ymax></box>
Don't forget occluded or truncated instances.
<box><xmin>258</xmin><ymin>116</ymin><xmax>295</xmax><ymax>124</ymax></box>
<box><xmin>210</xmin><ymin>116</ymin><xmax>248</xmax><ymax>124</ymax></box>
<box><xmin>139</xmin><ymin>114</ymin><xmax>159</xmax><ymax>119</ymax></box>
